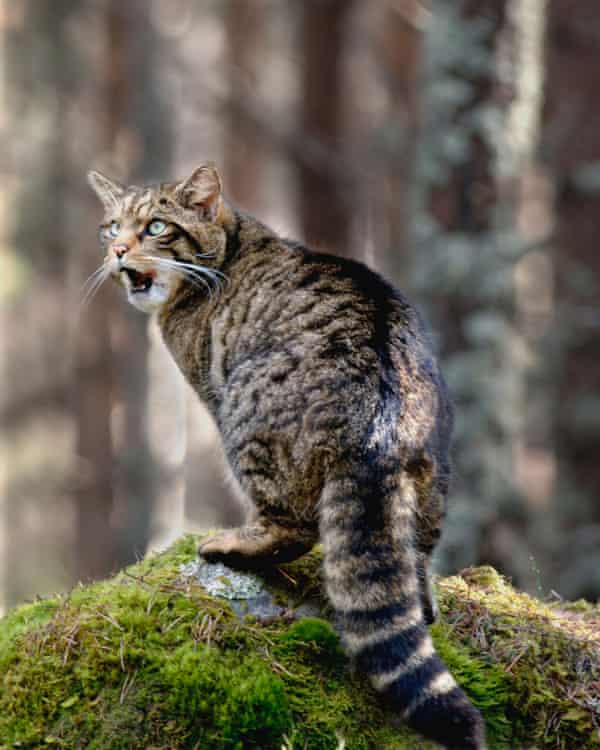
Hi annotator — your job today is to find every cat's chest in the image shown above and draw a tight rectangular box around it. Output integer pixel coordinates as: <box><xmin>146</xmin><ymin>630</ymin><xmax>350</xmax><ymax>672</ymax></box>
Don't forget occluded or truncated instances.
<box><xmin>160</xmin><ymin>310</ymin><xmax>214</xmax><ymax>404</ymax></box>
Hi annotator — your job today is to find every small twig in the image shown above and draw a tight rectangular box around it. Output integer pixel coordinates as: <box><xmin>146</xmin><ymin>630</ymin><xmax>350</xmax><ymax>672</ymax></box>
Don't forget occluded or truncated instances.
<box><xmin>146</xmin><ymin>591</ymin><xmax>157</xmax><ymax>615</ymax></box>
<box><xmin>505</xmin><ymin>644</ymin><xmax>530</xmax><ymax>674</ymax></box>
<box><xmin>119</xmin><ymin>670</ymin><xmax>138</xmax><ymax>705</ymax></box>
<box><xmin>162</xmin><ymin>615</ymin><xmax>185</xmax><ymax>634</ymax></box>
<box><xmin>276</xmin><ymin>567</ymin><xmax>298</xmax><ymax>586</ymax></box>
<box><xmin>270</xmin><ymin>659</ymin><xmax>297</xmax><ymax>679</ymax></box>
<box><xmin>97</xmin><ymin>611</ymin><xmax>123</xmax><ymax>631</ymax></box>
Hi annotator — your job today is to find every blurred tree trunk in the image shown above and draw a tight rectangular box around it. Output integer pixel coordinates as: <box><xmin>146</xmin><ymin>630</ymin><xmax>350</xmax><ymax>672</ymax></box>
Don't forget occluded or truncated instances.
<box><xmin>2</xmin><ymin>0</ymin><xmax>85</xmax><ymax>602</ymax></box>
<box><xmin>372</xmin><ymin>2</ymin><xmax>423</xmax><ymax>287</ymax></box>
<box><xmin>542</xmin><ymin>1</ymin><xmax>600</xmax><ymax>598</ymax></box>
<box><xmin>73</xmin><ymin>303</ymin><xmax>116</xmax><ymax>581</ymax></box>
<box><xmin>413</xmin><ymin>2</ymin><xmax>535</xmax><ymax>585</ymax></box>
<box><xmin>75</xmin><ymin>0</ymin><xmax>170</xmax><ymax>578</ymax></box>
<box><xmin>105</xmin><ymin>0</ymin><xmax>170</xmax><ymax>567</ymax></box>
<box><xmin>502</xmin><ymin>0</ymin><xmax>554</xmax><ymax>588</ymax></box>
<box><xmin>73</xmin><ymin>2</ymin><xmax>119</xmax><ymax>582</ymax></box>
<box><xmin>426</xmin><ymin>1</ymin><xmax>507</xmax><ymax>265</ymax></box>
<box><xmin>298</xmin><ymin>0</ymin><xmax>354</xmax><ymax>258</ymax></box>
<box><xmin>223</xmin><ymin>0</ymin><xmax>266</xmax><ymax>215</ymax></box>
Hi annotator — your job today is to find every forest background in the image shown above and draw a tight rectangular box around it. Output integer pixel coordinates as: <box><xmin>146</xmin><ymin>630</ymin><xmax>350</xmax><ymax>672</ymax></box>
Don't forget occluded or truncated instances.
<box><xmin>1</xmin><ymin>0</ymin><xmax>599</xmax><ymax>614</ymax></box>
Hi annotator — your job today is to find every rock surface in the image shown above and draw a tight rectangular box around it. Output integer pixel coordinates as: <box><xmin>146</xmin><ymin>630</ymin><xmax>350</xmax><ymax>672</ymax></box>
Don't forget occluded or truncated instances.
<box><xmin>187</xmin><ymin>558</ymin><xmax>321</xmax><ymax>622</ymax></box>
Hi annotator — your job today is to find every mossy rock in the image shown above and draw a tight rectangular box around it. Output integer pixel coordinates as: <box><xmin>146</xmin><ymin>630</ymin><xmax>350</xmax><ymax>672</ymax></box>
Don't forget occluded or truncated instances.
<box><xmin>1</xmin><ymin>537</ymin><xmax>599</xmax><ymax>749</ymax></box>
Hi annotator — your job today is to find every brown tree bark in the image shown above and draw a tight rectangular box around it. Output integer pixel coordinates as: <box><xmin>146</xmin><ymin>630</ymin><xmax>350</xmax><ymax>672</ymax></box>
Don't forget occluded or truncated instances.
<box><xmin>224</xmin><ymin>0</ymin><xmax>266</xmax><ymax>215</ymax></box>
<box><xmin>73</xmin><ymin>304</ymin><xmax>117</xmax><ymax>581</ymax></box>
<box><xmin>107</xmin><ymin>0</ymin><xmax>170</xmax><ymax>566</ymax></box>
<box><xmin>299</xmin><ymin>0</ymin><xmax>354</xmax><ymax>258</ymax></box>
<box><xmin>73</xmin><ymin>1</ymin><xmax>122</xmax><ymax>581</ymax></box>
<box><xmin>542</xmin><ymin>1</ymin><xmax>600</xmax><ymax>597</ymax></box>
<box><xmin>2</xmin><ymin>0</ymin><xmax>95</xmax><ymax>600</ymax></box>
<box><xmin>372</xmin><ymin>2</ymin><xmax>423</xmax><ymax>287</ymax></box>
<box><xmin>75</xmin><ymin>0</ymin><xmax>170</xmax><ymax>578</ymax></box>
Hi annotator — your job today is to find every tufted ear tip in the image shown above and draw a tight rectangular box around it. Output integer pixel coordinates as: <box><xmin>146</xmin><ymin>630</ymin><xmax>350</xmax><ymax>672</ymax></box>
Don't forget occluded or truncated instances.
<box><xmin>87</xmin><ymin>169</ymin><xmax>125</xmax><ymax>210</ymax></box>
<box><xmin>189</xmin><ymin>162</ymin><xmax>222</xmax><ymax>188</ymax></box>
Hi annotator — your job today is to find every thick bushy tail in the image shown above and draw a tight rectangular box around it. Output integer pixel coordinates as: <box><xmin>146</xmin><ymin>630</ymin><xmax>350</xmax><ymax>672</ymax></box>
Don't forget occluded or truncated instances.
<box><xmin>319</xmin><ymin>469</ymin><xmax>486</xmax><ymax>750</ymax></box>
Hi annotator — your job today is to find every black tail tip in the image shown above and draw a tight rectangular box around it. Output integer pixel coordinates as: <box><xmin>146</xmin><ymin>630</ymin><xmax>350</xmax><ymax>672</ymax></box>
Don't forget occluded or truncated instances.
<box><xmin>407</xmin><ymin>688</ymin><xmax>486</xmax><ymax>750</ymax></box>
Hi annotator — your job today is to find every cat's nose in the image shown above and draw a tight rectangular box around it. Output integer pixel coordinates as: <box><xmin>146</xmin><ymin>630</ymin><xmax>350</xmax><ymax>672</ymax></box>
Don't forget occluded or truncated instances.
<box><xmin>112</xmin><ymin>244</ymin><xmax>129</xmax><ymax>259</ymax></box>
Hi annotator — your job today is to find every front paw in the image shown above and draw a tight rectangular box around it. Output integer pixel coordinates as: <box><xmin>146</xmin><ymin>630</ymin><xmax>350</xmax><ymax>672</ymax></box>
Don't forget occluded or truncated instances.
<box><xmin>198</xmin><ymin>531</ymin><xmax>240</xmax><ymax>562</ymax></box>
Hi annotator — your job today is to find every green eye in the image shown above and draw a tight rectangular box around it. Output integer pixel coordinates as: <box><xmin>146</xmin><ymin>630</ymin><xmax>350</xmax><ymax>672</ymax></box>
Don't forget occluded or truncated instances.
<box><xmin>147</xmin><ymin>220</ymin><xmax>166</xmax><ymax>236</ymax></box>
<box><xmin>108</xmin><ymin>221</ymin><xmax>120</xmax><ymax>238</ymax></box>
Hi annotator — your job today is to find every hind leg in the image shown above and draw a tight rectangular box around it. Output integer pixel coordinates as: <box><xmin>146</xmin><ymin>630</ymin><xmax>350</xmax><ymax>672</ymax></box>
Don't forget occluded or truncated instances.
<box><xmin>413</xmin><ymin>462</ymin><xmax>450</xmax><ymax>625</ymax></box>
<box><xmin>198</xmin><ymin>517</ymin><xmax>316</xmax><ymax>568</ymax></box>
<box><xmin>416</xmin><ymin>552</ymin><xmax>437</xmax><ymax>626</ymax></box>
<box><xmin>415</xmin><ymin>506</ymin><xmax>443</xmax><ymax>625</ymax></box>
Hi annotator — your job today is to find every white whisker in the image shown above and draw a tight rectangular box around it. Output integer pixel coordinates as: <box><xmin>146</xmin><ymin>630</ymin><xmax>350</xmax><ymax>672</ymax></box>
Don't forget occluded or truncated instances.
<box><xmin>129</xmin><ymin>253</ymin><xmax>228</xmax><ymax>300</ymax></box>
<box><xmin>80</xmin><ymin>263</ymin><xmax>108</xmax><ymax>295</ymax></box>
<box><xmin>80</xmin><ymin>265</ymin><xmax>110</xmax><ymax>309</ymax></box>
<box><xmin>149</xmin><ymin>256</ymin><xmax>227</xmax><ymax>297</ymax></box>
<box><xmin>150</xmin><ymin>258</ymin><xmax>215</xmax><ymax>297</ymax></box>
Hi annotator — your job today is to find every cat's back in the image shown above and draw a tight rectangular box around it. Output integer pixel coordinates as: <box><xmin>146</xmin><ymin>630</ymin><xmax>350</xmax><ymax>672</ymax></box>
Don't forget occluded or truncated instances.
<box><xmin>233</xmin><ymin>239</ymin><xmax>437</xmax><ymax>384</ymax></box>
<box><xmin>215</xmin><ymin>236</ymin><xmax>450</xmax><ymax>448</ymax></box>
<box><xmin>228</xmin><ymin>237</ymin><xmax>418</xmax><ymax>349</ymax></box>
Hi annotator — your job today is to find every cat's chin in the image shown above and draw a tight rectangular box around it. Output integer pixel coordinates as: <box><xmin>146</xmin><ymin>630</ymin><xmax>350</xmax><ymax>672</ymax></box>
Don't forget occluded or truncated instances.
<box><xmin>126</xmin><ymin>283</ymin><xmax>170</xmax><ymax>313</ymax></box>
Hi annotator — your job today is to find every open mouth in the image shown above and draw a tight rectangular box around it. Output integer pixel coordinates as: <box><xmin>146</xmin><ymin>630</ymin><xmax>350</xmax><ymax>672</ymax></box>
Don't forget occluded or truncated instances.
<box><xmin>121</xmin><ymin>267</ymin><xmax>154</xmax><ymax>294</ymax></box>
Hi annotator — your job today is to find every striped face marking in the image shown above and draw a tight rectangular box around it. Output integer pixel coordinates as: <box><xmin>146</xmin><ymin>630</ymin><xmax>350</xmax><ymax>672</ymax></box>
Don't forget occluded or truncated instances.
<box><xmin>101</xmin><ymin>195</ymin><xmax>176</xmax><ymax>312</ymax></box>
<box><xmin>92</xmin><ymin>187</ymin><xmax>222</xmax><ymax>313</ymax></box>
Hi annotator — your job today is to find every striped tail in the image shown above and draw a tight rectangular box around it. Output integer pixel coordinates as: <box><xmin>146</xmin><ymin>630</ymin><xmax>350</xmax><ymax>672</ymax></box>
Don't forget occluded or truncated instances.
<box><xmin>319</xmin><ymin>469</ymin><xmax>486</xmax><ymax>750</ymax></box>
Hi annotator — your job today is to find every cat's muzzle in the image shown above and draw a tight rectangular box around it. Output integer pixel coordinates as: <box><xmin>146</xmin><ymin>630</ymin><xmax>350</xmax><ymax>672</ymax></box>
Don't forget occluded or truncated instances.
<box><xmin>120</xmin><ymin>267</ymin><xmax>154</xmax><ymax>294</ymax></box>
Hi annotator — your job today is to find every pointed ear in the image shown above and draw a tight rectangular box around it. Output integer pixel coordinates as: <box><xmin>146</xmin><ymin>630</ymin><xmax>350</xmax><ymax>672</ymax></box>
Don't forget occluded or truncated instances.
<box><xmin>174</xmin><ymin>164</ymin><xmax>222</xmax><ymax>220</ymax></box>
<box><xmin>87</xmin><ymin>170</ymin><xmax>124</xmax><ymax>211</ymax></box>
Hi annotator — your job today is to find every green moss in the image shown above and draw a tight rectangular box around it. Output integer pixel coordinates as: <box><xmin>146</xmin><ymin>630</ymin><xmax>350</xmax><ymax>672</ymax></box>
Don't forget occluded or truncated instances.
<box><xmin>1</xmin><ymin>536</ymin><xmax>598</xmax><ymax>750</ymax></box>
<box><xmin>0</xmin><ymin>598</ymin><xmax>59</xmax><ymax>657</ymax></box>
<box><xmin>280</xmin><ymin>617</ymin><xmax>342</xmax><ymax>659</ymax></box>
<box><xmin>431</xmin><ymin>622</ymin><xmax>512</xmax><ymax>745</ymax></box>
<box><xmin>161</xmin><ymin>646</ymin><xmax>291</xmax><ymax>749</ymax></box>
<box><xmin>437</xmin><ymin>569</ymin><xmax>600</xmax><ymax>748</ymax></box>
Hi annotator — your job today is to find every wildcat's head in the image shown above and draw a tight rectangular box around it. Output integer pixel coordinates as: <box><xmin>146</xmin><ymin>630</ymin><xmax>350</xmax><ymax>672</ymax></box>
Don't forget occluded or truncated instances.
<box><xmin>87</xmin><ymin>164</ymin><xmax>227</xmax><ymax>312</ymax></box>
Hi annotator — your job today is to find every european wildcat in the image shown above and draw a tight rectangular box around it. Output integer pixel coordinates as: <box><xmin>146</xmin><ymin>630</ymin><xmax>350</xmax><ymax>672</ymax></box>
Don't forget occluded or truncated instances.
<box><xmin>88</xmin><ymin>164</ymin><xmax>485</xmax><ymax>750</ymax></box>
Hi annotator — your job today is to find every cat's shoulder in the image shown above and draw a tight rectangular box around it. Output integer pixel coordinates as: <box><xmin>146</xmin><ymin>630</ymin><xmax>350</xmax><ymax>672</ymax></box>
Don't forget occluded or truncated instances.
<box><xmin>279</xmin><ymin>237</ymin><xmax>412</xmax><ymax>310</ymax></box>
